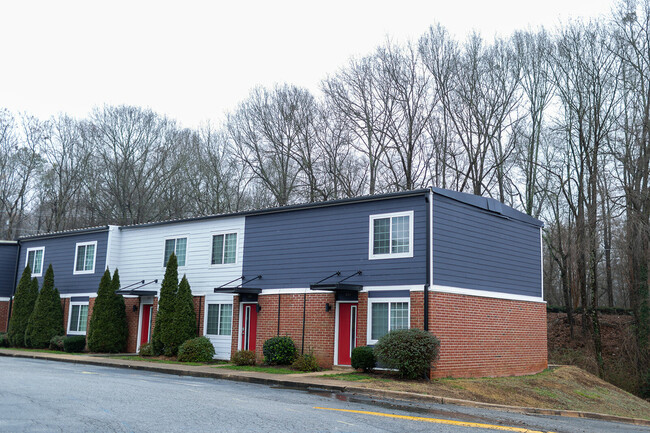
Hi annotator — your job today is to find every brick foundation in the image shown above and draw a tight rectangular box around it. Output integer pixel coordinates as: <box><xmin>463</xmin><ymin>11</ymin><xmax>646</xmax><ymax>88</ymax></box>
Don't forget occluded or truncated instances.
<box><xmin>427</xmin><ymin>292</ymin><xmax>547</xmax><ymax>378</ymax></box>
<box><xmin>0</xmin><ymin>300</ymin><xmax>9</xmax><ymax>332</ymax></box>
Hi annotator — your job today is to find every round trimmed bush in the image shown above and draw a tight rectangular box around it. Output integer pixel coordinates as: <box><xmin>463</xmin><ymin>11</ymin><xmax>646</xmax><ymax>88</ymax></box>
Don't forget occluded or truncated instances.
<box><xmin>262</xmin><ymin>336</ymin><xmax>297</xmax><ymax>365</ymax></box>
<box><xmin>49</xmin><ymin>335</ymin><xmax>65</xmax><ymax>351</ymax></box>
<box><xmin>231</xmin><ymin>350</ymin><xmax>256</xmax><ymax>366</ymax></box>
<box><xmin>292</xmin><ymin>353</ymin><xmax>319</xmax><ymax>372</ymax></box>
<box><xmin>351</xmin><ymin>346</ymin><xmax>376</xmax><ymax>372</ymax></box>
<box><xmin>138</xmin><ymin>343</ymin><xmax>154</xmax><ymax>357</ymax></box>
<box><xmin>177</xmin><ymin>337</ymin><xmax>215</xmax><ymax>362</ymax></box>
<box><xmin>373</xmin><ymin>328</ymin><xmax>440</xmax><ymax>379</ymax></box>
<box><xmin>63</xmin><ymin>335</ymin><xmax>86</xmax><ymax>353</ymax></box>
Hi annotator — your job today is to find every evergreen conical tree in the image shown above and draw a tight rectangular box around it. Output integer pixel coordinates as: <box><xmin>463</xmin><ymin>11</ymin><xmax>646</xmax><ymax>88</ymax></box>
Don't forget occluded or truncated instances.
<box><xmin>170</xmin><ymin>275</ymin><xmax>196</xmax><ymax>355</ymax></box>
<box><xmin>151</xmin><ymin>253</ymin><xmax>178</xmax><ymax>355</ymax></box>
<box><xmin>7</xmin><ymin>266</ymin><xmax>38</xmax><ymax>347</ymax></box>
<box><xmin>87</xmin><ymin>269</ymin><xmax>128</xmax><ymax>352</ymax></box>
<box><xmin>25</xmin><ymin>265</ymin><xmax>64</xmax><ymax>348</ymax></box>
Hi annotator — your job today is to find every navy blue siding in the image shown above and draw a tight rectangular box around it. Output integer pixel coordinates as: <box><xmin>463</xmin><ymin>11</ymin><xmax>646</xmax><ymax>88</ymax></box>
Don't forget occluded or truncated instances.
<box><xmin>243</xmin><ymin>196</ymin><xmax>427</xmax><ymax>289</ymax></box>
<box><xmin>0</xmin><ymin>243</ymin><xmax>19</xmax><ymax>298</ymax></box>
<box><xmin>16</xmin><ymin>231</ymin><xmax>109</xmax><ymax>295</ymax></box>
<box><xmin>432</xmin><ymin>194</ymin><xmax>542</xmax><ymax>297</ymax></box>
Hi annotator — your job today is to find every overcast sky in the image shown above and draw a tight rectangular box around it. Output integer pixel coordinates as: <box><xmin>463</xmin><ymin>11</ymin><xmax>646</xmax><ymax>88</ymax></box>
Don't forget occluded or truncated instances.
<box><xmin>0</xmin><ymin>0</ymin><xmax>614</xmax><ymax>129</ymax></box>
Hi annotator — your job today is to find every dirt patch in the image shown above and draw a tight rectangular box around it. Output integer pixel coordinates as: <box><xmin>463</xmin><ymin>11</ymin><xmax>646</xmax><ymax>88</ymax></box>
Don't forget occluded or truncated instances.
<box><xmin>324</xmin><ymin>366</ymin><xmax>650</xmax><ymax>420</ymax></box>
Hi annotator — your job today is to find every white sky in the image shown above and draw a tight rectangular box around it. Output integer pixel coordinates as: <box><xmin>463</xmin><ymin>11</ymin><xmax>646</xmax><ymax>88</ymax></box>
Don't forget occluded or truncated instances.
<box><xmin>0</xmin><ymin>0</ymin><xmax>614</xmax><ymax>129</ymax></box>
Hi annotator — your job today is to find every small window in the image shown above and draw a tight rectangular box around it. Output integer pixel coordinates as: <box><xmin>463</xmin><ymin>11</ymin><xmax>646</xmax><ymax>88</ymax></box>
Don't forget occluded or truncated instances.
<box><xmin>206</xmin><ymin>303</ymin><xmax>232</xmax><ymax>336</ymax></box>
<box><xmin>68</xmin><ymin>303</ymin><xmax>89</xmax><ymax>335</ymax></box>
<box><xmin>164</xmin><ymin>237</ymin><xmax>187</xmax><ymax>267</ymax></box>
<box><xmin>74</xmin><ymin>241</ymin><xmax>97</xmax><ymax>274</ymax></box>
<box><xmin>26</xmin><ymin>247</ymin><xmax>45</xmax><ymax>277</ymax></box>
<box><xmin>211</xmin><ymin>233</ymin><xmax>237</xmax><ymax>265</ymax></box>
<box><xmin>369</xmin><ymin>211</ymin><xmax>414</xmax><ymax>259</ymax></box>
<box><xmin>369</xmin><ymin>299</ymin><xmax>409</xmax><ymax>343</ymax></box>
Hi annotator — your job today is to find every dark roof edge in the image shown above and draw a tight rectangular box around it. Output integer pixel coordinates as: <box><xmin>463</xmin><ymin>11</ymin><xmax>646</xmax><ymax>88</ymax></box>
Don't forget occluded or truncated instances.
<box><xmin>18</xmin><ymin>226</ymin><xmax>110</xmax><ymax>242</ymax></box>
<box><xmin>431</xmin><ymin>187</ymin><xmax>544</xmax><ymax>228</ymax></box>
<box><xmin>120</xmin><ymin>189</ymin><xmax>430</xmax><ymax>231</ymax></box>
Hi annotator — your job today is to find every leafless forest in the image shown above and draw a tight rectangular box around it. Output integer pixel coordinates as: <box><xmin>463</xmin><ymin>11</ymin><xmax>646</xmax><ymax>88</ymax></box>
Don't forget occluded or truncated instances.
<box><xmin>2</xmin><ymin>1</ymin><xmax>649</xmax><ymax>382</ymax></box>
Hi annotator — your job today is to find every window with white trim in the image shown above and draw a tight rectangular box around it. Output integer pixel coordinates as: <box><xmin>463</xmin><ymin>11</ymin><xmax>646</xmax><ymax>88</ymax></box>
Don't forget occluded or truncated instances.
<box><xmin>26</xmin><ymin>247</ymin><xmax>45</xmax><ymax>277</ymax></box>
<box><xmin>164</xmin><ymin>237</ymin><xmax>187</xmax><ymax>267</ymax></box>
<box><xmin>68</xmin><ymin>303</ymin><xmax>89</xmax><ymax>335</ymax></box>
<box><xmin>368</xmin><ymin>298</ymin><xmax>410</xmax><ymax>343</ymax></box>
<box><xmin>211</xmin><ymin>233</ymin><xmax>237</xmax><ymax>265</ymax></box>
<box><xmin>369</xmin><ymin>211</ymin><xmax>414</xmax><ymax>259</ymax></box>
<box><xmin>206</xmin><ymin>303</ymin><xmax>232</xmax><ymax>336</ymax></box>
<box><xmin>74</xmin><ymin>241</ymin><xmax>97</xmax><ymax>274</ymax></box>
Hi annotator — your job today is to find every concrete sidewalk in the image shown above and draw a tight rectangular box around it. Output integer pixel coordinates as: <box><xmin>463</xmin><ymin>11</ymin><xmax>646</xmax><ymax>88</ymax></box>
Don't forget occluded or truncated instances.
<box><xmin>1</xmin><ymin>348</ymin><xmax>649</xmax><ymax>428</ymax></box>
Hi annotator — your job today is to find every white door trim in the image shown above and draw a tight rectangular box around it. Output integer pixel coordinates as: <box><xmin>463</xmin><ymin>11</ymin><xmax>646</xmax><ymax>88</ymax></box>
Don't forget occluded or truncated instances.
<box><xmin>135</xmin><ymin>297</ymin><xmax>154</xmax><ymax>353</ymax></box>
<box><xmin>333</xmin><ymin>300</ymin><xmax>358</xmax><ymax>367</ymax></box>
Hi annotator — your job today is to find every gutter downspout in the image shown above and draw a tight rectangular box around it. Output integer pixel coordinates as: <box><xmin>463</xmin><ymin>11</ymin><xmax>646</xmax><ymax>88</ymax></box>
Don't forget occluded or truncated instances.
<box><xmin>6</xmin><ymin>241</ymin><xmax>21</xmax><ymax>332</ymax></box>
<box><xmin>424</xmin><ymin>192</ymin><xmax>431</xmax><ymax>332</ymax></box>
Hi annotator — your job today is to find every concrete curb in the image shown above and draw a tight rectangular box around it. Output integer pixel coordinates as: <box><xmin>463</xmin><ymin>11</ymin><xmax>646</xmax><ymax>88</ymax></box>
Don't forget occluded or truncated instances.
<box><xmin>2</xmin><ymin>349</ymin><xmax>649</xmax><ymax>427</ymax></box>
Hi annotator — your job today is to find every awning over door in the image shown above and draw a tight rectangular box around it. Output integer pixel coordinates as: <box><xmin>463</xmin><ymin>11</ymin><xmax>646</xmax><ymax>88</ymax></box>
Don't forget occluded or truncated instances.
<box><xmin>115</xmin><ymin>279</ymin><xmax>158</xmax><ymax>297</ymax></box>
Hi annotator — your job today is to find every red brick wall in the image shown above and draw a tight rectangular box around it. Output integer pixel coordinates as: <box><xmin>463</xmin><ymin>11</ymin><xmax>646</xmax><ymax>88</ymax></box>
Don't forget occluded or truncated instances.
<box><xmin>61</xmin><ymin>298</ymin><xmax>70</xmax><ymax>332</ymax></box>
<box><xmin>254</xmin><ymin>293</ymin><xmax>337</xmax><ymax>367</ymax></box>
<box><xmin>427</xmin><ymin>292</ymin><xmax>547</xmax><ymax>378</ymax></box>
<box><xmin>124</xmin><ymin>297</ymin><xmax>140</xmax><ymax>353</ymax></box>
<box><xmin>230</xmin><ymin>295</ymin><xmax>240</xmax><ymax>357</ymax></box>
<box><xmin>0</xmin><ymin>300</ymin><xmax>9</xmax><ymax>332</ymax></box>
<box><xmin>193</xmin><ymin>295</ymin><xmax>205</xmax><ymax>337</ymax></box>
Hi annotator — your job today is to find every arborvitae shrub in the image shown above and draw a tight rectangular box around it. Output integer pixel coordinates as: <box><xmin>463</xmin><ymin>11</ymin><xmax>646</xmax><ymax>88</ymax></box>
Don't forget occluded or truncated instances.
<box><xmin>177</xmin><ymin>336</ymin><xmax>215</xmax><ymax>362</ymax></box>
<box><xmin>152</xmin><ymin>253</ymin><xmax>178</xmax><ymax>356</ymax></box>
<box><xmin>170</xmin><ymin>275</ymin><xmax>196</xmax><ymax>355</ymax></box>
<box><xmin>292</xmin><ymin>352</ymin><xmax>319</xmax><ymax>372</ymax></box>
<box><xmin>231</xmin><ymin>350</ymin><xmax>256</xmax><ymax>366</ymax></box>
<box><xmin>87</xmin><ymin>269</ymin><xmax>128</xmax><ymax>353</ymax></box>
<box><xmin>351</xmin><ymin>346</ymin><xmax>376</xmax><ymax>372</ymax></box>
<box><xmin>63</xmin><ymin>335</ymin><xmax>86</xmax><ymax>353</ymax></box>
<box><xmin>7</xmin><ymin>266</ymin><xmax>38</xmax><ymax>347</ymax></box>
<box><xmin>138</xmin><ymin>343</ymin><xmax>154</xmax><ymax>357</ymax></box>
<box><xmin>25</xmin><ymin>265</ymin><xmax>64</xmax><ymax>348</ymax></box>
<box><xmin>262</xmin><ymin>336</ymin><xmax>297</xmax><ymax>365</ymax></box>
<box><xmin>373</xmin><ymin>328</ymin><xmax>440</xmax><ymax>379</ymax></box>
<box><xmin>49</xmin><ymin>335</ymin><xmax>65</xmax><ymax>351</ymax></box>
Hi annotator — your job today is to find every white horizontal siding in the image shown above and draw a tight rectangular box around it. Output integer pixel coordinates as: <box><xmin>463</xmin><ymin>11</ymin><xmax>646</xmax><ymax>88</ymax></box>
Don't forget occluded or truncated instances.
<box><xmin>112</xmin><ymin>217</ymin><xmax>245</xmax><ymax>296</ymax></box>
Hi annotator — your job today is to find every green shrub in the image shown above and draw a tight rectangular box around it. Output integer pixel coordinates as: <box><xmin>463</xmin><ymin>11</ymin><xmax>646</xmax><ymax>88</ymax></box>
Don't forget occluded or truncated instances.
<box><xmin>640</xmin><ymin>370</ymin><xmax>650</xmax><ymax>399</ymax></box>
<box><xmin>49</xmin><ymin>335</ymin><xmax>65</xmax><ymax>351</ymax></box>
<box><xmin>231</xmin><ymin>350</ymin><xmax>256</xmax><ymax>366</ymax></box>
<box><xmin>0</xmin><ymin>333</ymin><xmax>8</xmax><ymax>347</ymax></box>
<box><xmin>351</xmin><ymin>346</ymin><xmax>376</xmax><ymax>372</ymax></box>
<box><xmin>263</xmin><ymin>336</ymin><xmax>297</xmax><ymax>365</ymax></box>
<box><xmin>87</xmin><ymin>269</ymin><xmax>128</xmax><ymax>353</ymax></box>
<box><xmin>63</xmin><ymin>335</ymin><xmax>86</xmax><ymax>353</ymax></box>
<box><xmin>7</xmin><ymin>267</ymin><xmax>38</xmax><ymax>347</ymax></box>
<box><xmin>138</xmin><ymin>343</ymin><xmax>154</xmax><ymax>357</ymax></box>
<box><xmin>169</xmin><ymin>275</ymin><xmax>196</xmax><ymax>355</ymax></box>
<box><xmin>292</xmin><ymin>353</ymin><xmax>319</xmax><ymax>372</ymax></box>
<box><xmin>25</xmin><ymin>266</ymin><xmax>64</xmax><ymax>348</ymax></box>
<box><xmin>177</xmin><ymin>336</ymin><xmax>215</xmax><ymax>362</ymax></box>
<box><xmin>374</xmin><ymin>328</ymin><xmax>440</xmax><ymax>379</ymax></box>
<box><xmin>152</xmin><ymin>253</ymin><xmax>178</xmax><ymax>356</ymax></box>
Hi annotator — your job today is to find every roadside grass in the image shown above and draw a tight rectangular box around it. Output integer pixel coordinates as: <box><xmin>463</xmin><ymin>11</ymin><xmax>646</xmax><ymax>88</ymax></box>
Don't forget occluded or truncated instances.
<box><xmin>112</xmin><ymin>356</ymin><xmax>207</xmax><ymax>366</ymax></box>
<box><xmin>320</xmin><ymin>366</ymin><xmax>650</xmax><ymax>421</ymax></box>
<box><xmin>214</xmin><ymin>365</ymin><xmax>300</xmax><ymax>374</ymax></box>
<box><xmin>2</xmin><ymin>347</ymin><xmax>83</xmax><ymax>355</ymax></box>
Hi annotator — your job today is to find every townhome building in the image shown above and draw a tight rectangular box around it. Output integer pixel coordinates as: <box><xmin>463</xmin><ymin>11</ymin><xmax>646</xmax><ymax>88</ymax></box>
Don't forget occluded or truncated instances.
<box><xmin>0</xmin><ymin>188</ymin><xmax>547</xmax><ymax>378</ymax></box>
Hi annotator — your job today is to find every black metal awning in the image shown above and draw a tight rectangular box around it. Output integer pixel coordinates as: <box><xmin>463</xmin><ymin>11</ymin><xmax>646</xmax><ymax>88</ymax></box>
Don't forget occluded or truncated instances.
<box><xmin>309</xmin><ymin>270</ymin><xmax>363</xmax><ymax>292</ymax></box>
<box><xmin>213</xmin><ymin>275</ymin><xmax>262</xmax><ymax>295</ymax></box>
<box><xmin>115</xmin><ymin>279</ymin><xmax>158</xmax><ymax>296</ymax></box>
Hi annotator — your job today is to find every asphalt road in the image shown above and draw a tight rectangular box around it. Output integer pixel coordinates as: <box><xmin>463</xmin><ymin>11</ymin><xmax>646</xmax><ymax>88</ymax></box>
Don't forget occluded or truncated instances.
<box><xmin>0</xmin><ymin>357</ymin><xmax>647</xmax><ymax>433</ymax></box>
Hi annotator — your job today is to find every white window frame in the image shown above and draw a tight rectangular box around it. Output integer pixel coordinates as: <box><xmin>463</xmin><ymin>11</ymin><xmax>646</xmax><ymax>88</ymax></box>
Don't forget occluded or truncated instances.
<box><xmin>204</xmin><ymin>302</ymin><xmax>233</xmax><ymax>336</ymax></box>
<box><xmin>67</xmin><ymin>301</ymin><xmax>89</xmax><ymax>336</ymax></box>
<box><xmin>163</xmin><ymin>236</ymin><xmax>188</xmax><ymax>268</ymax></box>
<box><xmin>368</xmin><ymin>211</ymin><xmax>414</xmax><ymax>260</ymax></box>
<box><xmin>210</xmin><ymin>231</ymin><xmax>239</xmax><ymax>267</ymax></box>
<box><xmin>366</xmin><ymin>297</ymin><xmax>410</xmax><ymax>345</ymax></box>
<box><xmin>25</xmin><ymin>247</ymin><xmax>45</xmax><ymax>277</ymax></box>
<box><xmin>73</xmin><ymin>241</ymin><xmax>97</xmax><ymax>275</ymax></box>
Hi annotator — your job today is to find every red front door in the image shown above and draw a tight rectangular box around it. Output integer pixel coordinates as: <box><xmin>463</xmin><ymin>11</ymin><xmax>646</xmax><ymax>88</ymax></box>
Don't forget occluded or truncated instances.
<box><xmin>242</xmin><ymin>304</ymin><xmax>258</xmax><ymax>352</ymax></box>
<box><xmin>140</xmin><ymin>304</ymin><xmax>153</xmax><ymax>346</ymax></box>
<box><xmin>337</xmin><ymin>303</ymin><xmax>358</xmax><ymax>365</ymax></box>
